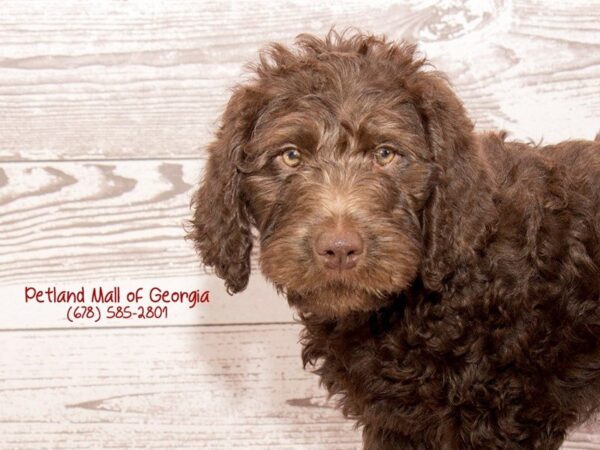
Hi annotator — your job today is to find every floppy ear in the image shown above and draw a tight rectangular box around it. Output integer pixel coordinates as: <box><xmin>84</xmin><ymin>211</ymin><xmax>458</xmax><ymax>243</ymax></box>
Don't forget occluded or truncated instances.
<box><xmin>188</xmin><ymin>87</ymin><xmax>264</xmax><ymax>294</ymax></box>
<box><xmin>411</xmin><ymin>72</ymin><xmax>496</xmax><ymax>291</ymax></box>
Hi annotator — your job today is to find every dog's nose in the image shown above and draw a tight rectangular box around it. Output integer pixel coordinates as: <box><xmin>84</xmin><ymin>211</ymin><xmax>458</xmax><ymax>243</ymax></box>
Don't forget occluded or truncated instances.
<box><xmin>315</xmin><ymin>228</ymin><xmax>364</xmax><ymax>270</ymax></box>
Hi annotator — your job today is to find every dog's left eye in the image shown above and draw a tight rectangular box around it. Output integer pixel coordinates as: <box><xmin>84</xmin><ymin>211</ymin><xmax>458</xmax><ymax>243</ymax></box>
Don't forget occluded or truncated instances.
<box><xmin>374</xmin><ymin>147</ymin><xmax>396</xmax><ymax>166</ymax></box>
<box><xmin>281</xmin><ymin>147</ymin><xmax>302</xmax><ymax>168</ymax></box>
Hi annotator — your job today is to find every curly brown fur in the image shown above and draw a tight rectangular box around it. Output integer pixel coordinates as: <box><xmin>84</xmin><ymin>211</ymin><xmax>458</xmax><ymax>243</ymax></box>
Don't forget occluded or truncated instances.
<box><xmin>189</xmin><ymin>29</ymin><xmax>600</xmax><ymax>449</ymax></box>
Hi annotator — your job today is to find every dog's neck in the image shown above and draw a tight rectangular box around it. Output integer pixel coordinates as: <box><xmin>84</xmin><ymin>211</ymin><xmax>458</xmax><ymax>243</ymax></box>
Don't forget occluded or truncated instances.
<box><xmin>297</xmin><ymin>277</ymin><xmax>439</xmax><ymax>373</ymax></box>
<box><xmin>298</xmin><ymin>277</ymin><xmax>429</xmax><ymax>338</ymax></box>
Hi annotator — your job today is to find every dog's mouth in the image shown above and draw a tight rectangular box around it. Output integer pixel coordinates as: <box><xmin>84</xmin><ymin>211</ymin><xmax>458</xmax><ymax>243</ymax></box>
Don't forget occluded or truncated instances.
<box><xmin>286</xmin><ymin>282</ymin><xmax>394</xmax><ymax>318</ymax></box>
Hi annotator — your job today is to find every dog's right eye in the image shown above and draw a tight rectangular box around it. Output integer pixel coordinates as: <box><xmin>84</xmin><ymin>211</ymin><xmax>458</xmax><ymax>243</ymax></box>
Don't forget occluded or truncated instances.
<box><xmin>281</xmin><ymin>147</ymin><xmax>302</xmax><ymax>168</ymax></box>
<box><xmin>374</xmin><ymin>146</ymin><xmax>396</xmax><ymax>166</ymax></box>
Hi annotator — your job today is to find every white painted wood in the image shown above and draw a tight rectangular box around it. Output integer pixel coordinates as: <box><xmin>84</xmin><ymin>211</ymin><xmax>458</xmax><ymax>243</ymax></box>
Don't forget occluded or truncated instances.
<box><xmin>0</xmin><ymin>159</ymin><xmax>209</xmax><ymax>285</ymax></box>
<box><xmin>0</xmin><ymin>325</ymin><xmax>361</xmax><ymax>449</ymax></box>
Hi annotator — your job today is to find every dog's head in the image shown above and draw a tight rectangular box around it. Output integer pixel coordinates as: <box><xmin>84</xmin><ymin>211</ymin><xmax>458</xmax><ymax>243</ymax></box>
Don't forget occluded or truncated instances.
<box><xmin>189</xmin><ymin>30</ymin><xmax>477</xmax><ymax>318</ymax></box>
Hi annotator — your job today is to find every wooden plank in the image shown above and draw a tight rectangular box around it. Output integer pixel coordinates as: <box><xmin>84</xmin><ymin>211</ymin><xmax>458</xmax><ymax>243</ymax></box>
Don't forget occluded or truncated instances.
<box><xmin>0</xmin><ymin>324</ymin><xmax>597</xmax><ymax>449</ymax></box>
<box><xmin>0</xmin><ymin>159</ymin><xmax>209</xmax><ymax>285</ymax></box>
<box><xmin>1</xmin><ymin>0</ymin><xmax>598</xmax><ymax>161</ymax></box>
<box><xmin>512</xmin><ymin>0</ymin><xmax>600</xmax><ymax>44</ymax></box>
<box><xmin>0</xmin><ymin>324</ymin><xmax>362</xmax><ymax>449</ymax></box>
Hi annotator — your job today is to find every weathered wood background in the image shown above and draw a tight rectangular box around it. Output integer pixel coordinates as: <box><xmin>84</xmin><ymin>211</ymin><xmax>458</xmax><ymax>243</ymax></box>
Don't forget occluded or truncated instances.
<box><xmin>1</xmin><ymin>1</ymin><xmax>599</xmax><ymax>448</ymax></box>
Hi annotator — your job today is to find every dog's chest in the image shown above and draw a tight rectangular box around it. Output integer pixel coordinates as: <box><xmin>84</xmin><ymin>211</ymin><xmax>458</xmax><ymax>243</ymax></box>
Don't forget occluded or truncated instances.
<box><xmin>311</xmin><ymin>300</ymin><xmax>532</xmax><ymax>426</ymax></box>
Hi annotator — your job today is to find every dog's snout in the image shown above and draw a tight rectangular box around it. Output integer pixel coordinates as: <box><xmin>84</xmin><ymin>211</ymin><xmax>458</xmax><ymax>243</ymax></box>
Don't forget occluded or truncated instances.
<box><xmin>315</xmin><ymin>228</ymin><xmax>364</xmax><ymax>270</ymax></box>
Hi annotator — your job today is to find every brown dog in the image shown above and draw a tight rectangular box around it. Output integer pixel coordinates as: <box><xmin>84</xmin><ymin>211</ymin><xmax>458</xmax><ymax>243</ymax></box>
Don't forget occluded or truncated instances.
<box><xmin>189</xmin><ymin>30</ymin><xmax>600</xmax><ymax>449</ymax></box>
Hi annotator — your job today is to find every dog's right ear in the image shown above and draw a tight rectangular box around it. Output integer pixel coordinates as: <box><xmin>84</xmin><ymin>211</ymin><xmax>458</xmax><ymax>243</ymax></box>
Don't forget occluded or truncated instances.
<box><xmin>409</xmin><ymin>70</ymin><xmax>493</xmax><ymax>291</ymax></box>
<box><xmin>188</xmin><ymin>86</ymin><xmax>265</xmax><ymax>294</ymax></box>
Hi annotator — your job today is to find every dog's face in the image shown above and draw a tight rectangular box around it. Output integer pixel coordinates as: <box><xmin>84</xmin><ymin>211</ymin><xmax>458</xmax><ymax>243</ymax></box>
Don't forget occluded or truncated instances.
<box><xmin>243</xmin><ymin>72</ymin><xmax>433</xmax><ymax>317</ymax></box>
<box><xmin>190</xmin><ymin>32</ymin><xmax>474</xmax><ymax>318</ymax></box>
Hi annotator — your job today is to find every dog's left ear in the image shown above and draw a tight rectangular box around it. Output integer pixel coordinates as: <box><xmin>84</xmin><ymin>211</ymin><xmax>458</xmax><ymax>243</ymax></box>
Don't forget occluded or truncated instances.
<box><xmin>410</xmin><ymin>71</ymin><xmax>495</xmax><ymax>291</ymax></box>
<box><xmin>410</xmin><ymin>70</ymin><xmax>475</xmax><ymax>171</ymax></box>
<box><xmin>188</xmin><ymin>86</ymin><xmax>265</xmax><ymax>294</ymax></box>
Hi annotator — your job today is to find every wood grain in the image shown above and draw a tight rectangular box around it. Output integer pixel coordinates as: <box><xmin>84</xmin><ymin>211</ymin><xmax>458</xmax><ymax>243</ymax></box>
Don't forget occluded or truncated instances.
<box><xmin>0</xmin><ymin>159</ymin><xmax>208</xmax><ymax>285</ymax></box>
<box><xmin>0</xmin><ymin>324</ymin><xmax>360</xmax><ymax>450</ymax></box>
<box><xmin>0</xmin><ymin>324</ymin><xmax>597</xmax><ymax>450</ymax></box>
<box><xmin>0</xmin><ymin>0</ymin><xmax>598</xmax><ymax>161</ymax></box>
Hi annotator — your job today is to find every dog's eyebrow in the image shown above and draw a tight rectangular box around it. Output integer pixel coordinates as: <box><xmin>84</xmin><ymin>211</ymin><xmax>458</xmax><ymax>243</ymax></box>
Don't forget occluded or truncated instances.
<box><xmin>255</xmin><ymin>93</ymin><xmax>335</xmax><ymax>130</ymax></box>
<box><xmin>357</xmin><ymin>103</ymin><xmax>423</xmax><ymax>135</ymax></box>
<box><xmin>250</xmin><ymin>112</ymin><xmax>322</xmax><ymax>154</ymax></box>
<box><xmin>347</xmin><ymin>107</ymin><xmax>427</xmax><ymax>158</ymax></box>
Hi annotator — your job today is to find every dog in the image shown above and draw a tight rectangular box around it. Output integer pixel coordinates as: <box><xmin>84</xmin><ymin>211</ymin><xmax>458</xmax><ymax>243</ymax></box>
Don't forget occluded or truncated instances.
<box><xmin>188</xmin><ymin>30</ymin><xmax>600</xmax><ymax>449</ymax></box>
